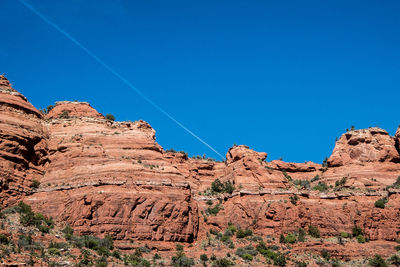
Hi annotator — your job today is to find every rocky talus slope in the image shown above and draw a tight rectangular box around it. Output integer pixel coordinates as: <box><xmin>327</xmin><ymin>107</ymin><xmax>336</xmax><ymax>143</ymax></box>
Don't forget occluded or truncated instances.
<box><xmin>1</xmin><ymin>75</ymin><xmax>400</xmax><ymax>266</ymax></box>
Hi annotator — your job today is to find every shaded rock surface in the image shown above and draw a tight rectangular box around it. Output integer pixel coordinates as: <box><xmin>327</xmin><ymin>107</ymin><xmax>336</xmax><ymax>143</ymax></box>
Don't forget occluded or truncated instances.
<box><xmin>0</xmin><ymin>75</ymin><xmax>47</xmax><ymax>206</ymax></box>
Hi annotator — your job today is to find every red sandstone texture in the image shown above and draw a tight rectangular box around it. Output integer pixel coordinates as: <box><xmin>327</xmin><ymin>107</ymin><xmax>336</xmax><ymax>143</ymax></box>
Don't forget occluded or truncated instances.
<box><xmin>0</xmin><ymin>75</ymin><xmax>47</xmax><ymax>206</ymax></box>
<box><xmin>46</xmin><ymin>101</ymin><xmax>105</xmax><ymax>119</ymax></box>
<box><xmin>1</xmin><ymin>75</ymin><xmax>400</xmax><ymax>263</ymax></box>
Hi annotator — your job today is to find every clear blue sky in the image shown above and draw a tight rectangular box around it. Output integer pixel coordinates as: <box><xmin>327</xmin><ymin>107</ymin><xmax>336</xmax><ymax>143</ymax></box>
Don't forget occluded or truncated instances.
<box><xmin>1</xmin><ymin>0</ymin><xmax>399</xmax><ymax>162</ymax></box>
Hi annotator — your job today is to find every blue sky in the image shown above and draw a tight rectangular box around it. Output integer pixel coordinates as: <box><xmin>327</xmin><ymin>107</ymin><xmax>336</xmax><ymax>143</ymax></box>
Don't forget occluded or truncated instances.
<box><xmin>1</xmin><ymin>0</ymin><xmax>399</xmax><ymax>162</ymax></box>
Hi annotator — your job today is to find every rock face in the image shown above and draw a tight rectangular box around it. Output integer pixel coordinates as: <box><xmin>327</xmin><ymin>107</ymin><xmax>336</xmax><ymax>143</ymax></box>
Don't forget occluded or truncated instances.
<box><xmin>28</xmin><ymin>107</ymin><xmax>198</xmax><ymax>243</ymax></box>
<box><xmin>46</xmin><ymin>101</ymin><xmax>105</xmax><ymax>119</ymax></box>
<box><xmin>322</xmin><ymin>128</ymin><xmax>400</xmax><ymax>189</ymax></box>
<box><xmin>0</xmin><ymin>75</ymin><xmax>47</xmax><ymax>206</ymax></box>
<box><xmin>224</xmin><ymin>145</ymin><xmax>286</xmax><ymax>190</ymax></box>
<box><xmin>1</xmin><ymin>75</ymin><xmax>400</xmax><ymax>260</ymax></box>
<box><xmin>328</xmin><ymin>128</ymin><xmax>400</xmax><ymax>167</ymax></box>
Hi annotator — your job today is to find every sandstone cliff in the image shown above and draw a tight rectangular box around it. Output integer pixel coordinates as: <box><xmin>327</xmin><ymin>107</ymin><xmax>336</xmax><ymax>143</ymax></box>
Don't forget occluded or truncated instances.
<box><xmin>1</xmin><ymin>75</ymin><xmax>400</xmax><ymax>265</ymax></box>
<box><xmin>0</xmin><ymin>75</ymin><xmax>47</xmax><ymax>206</ymax></box>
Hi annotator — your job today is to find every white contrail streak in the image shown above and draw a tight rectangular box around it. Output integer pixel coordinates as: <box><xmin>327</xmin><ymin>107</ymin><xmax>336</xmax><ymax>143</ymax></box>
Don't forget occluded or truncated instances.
<box><xmin>18</xmin><ymin>0</ymin><xmax>225</xmax><ymax>160</ymax></box>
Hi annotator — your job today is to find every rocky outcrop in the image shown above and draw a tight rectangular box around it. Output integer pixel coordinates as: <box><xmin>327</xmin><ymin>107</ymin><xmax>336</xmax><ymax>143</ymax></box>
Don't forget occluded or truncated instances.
<box><xmin>224</xmin><ymin>145</ymin><xmax>287</xmax><ymax>190</ymax></box>
<box><xmin>205</xmin><ymin>192</ymin><xmax>400</xmax><ymax>241</ymax></box>
<box><xmin>1</xmin><ymin>75</ymin><xmax>400</xmax><ymax>261</ymax></box>
<box><xmin>26</xmin><ymin>114</ymin><xmax>198</xmax><ymax>243</ymax></box>
<box><xmin>328</xmin><ymin>128</ymin><xmax>400</xmax><ymax>167</ymax></box>
<box><xmin>321</xmin><ymin>128</ymin><xmax>400</xmax><ymax>188</ymax></box>
<box><xmin>46</xmin><ymin>101</ymin><xmax>105</xmax><ymax>119</ymax></box>
<box><xmin>0</xmin><ymin>75</ymin><xmax>47</xmax><ymax>206</ymax></box>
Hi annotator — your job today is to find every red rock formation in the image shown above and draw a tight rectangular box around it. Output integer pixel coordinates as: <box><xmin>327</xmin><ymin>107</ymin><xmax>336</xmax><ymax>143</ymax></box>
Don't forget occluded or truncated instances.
<box><xmin>322</xmin><ymin>128</ymin><xmax>400</xmax><ymax>188</ymax></box>
<box><xmin>328</xmin><ymin>127</ymin><xmax>400</xmax><ymax>167</ymax></box>
<box><xmin>26</xmin><ymin>106</ymin><xmax>198</xmax><ymax>243</ymax></box>
<box><xmin>224</xmin><ymin>145</ymin><xmax>287</xmax><ymax>191</ymax></box>
<box><xmin>0</xmin><ymin>75</ymin><xmax>47</xmax><ymax>206</ymax></box>
<box><xmin>1</xmin><ymin>75</ymin><xmax>400</xmax><ymax>262</ymax></box>
<box><xmin>46</xmin><ymin>101</ymin><xmax>105</xmax><ymax>119</ymax></box>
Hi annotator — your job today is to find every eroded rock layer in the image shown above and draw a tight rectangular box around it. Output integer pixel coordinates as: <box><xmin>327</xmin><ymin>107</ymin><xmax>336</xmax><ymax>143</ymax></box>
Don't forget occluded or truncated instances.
<box><xmin>0</xmin><ymin>75</ymin><xmax>47</xmax><ymax>206</ymax></box>
<box><xmin>1</xmin><ymin>75</ymin><xmax>400</xmax><ymax>261</ymax></box>
<box><xmin>27</xmin><ymin>113</ymin><xmax>198</xmax><ymax>243</ymax></box>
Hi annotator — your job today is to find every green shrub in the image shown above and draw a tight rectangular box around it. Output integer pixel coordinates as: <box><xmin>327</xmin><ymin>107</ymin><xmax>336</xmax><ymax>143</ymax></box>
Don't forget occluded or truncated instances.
<box><xmin>244</xmin><ymin>229</ymin><xmax>253</xmax><ymax>237</ymax></box>
<box><xmin>70</xmin><ymin>235</ymin><xmax>114</xmax><ymax>256</ymax></box>
<box><xmin>242</xmin><ymin>254</ymin><xmax>253</xmax><ymax>261</ymax></box>
<box><xmin>395</xmin><ymin>245</ymin><xmax>400</xmax><ymax>251</ymax></box>
<box><xmin>38</xmin><ymin>224</ymin><xmax>50</xmax><ymax>233</ymax></box>
<box><xmin>200</xmin><ymin>254</ymin><xmax>208</xmax><ymax>262</ymax></box>
<box><xmin>105</xmin><ymin>114</ymin><xmax>115</xmax><ymax>121</ymax></box>
<box><xmin>48</xmin><ymin>247</ymin><xmax>61</xmax><ymax>256</ymax></box>
<box><xmin>207</xmin><ymin>203</ymin><xmax>222</xmax><ymax>216</ymax></box>
<box><xmin>17</xmin><ymin>234</ymin><xmax>33</xmax><ymax>249</ymax></box>
<box><xmin>352</xmin><ymin>226</ymin><xmax>363</xmax><ymax>237</ymax></box>
<box><xmin>211</xmin><ymin>179</ymin><xmax>235</xmax><ymax>194</ymax></box>
<box><xmin>298</xmin><ymin>228</ymin><xmax>306</xmax><ymax>242</ymax></box>
<box><xmin>340</xmin><ymin>232</ymin><xmax>350</xmax><ymax>238</ymax></box>
<box><xmin>211</xmin><ymin>258</ymin><xmax>234</xmax><ymax>267</ymax></box>
<box><xmin>223</xmin><ymin>181</ymin><xmax>235</xmax><ymax>194</ymax></box>
<box><xmin>283</xmin><ymin>233</ymin><xmax>296</xmax><ymax>244</ymax></box>
<box><xmin>30</xmin><ymin>179</ymin><xmax>40</xmax><ymax>189</ymax></box>
<box><xmin>62</xmin><ymin>225</ymin><xmax>74</xmax><ymax>240</ymax></box>
<box><xmin>290</xmin><ymin>195</ymin><xmax>299</xmax><ymax>205</ymax></box>
<box><xmin>59</xmin><ymin>110</ymin><xmax>70</xmax><ymax>119</ymax></box>
<box><xmin>335</xmin><ymin>177</ymin><xmax>347</xmax><ymax>187</ymax></box>
<box><xmin>176</xmin><ymin>244</ymin><xmax>184</xmax><ymax>251</ymax></box>
<box><xmin>227</xmin><ymin>222</ymin><xmax>237</xmax><ymax>233</ymax></box>
<box><xmin>236</xmin><ymin>229</ymin><xmax>252</xmax><ymax>239</ymax></box>
<box><xmin>139</xmin><ymin>245</ymin><xmax>151</xmax><ymax>254</ymax></box>
<box><xmin>282</xmin><ymin>171</ymin><xmax>292</xmax><ymax>181</ymax></box>
<box><xmin>356</xmin><ymin>235</ymin><xmax>366</xmax><ymax>243</ymax></box>
<box><xmin>47</xmin><ymin>105</ymin><xmax>54</xmax><ymax>113</ymax></box>
<box><xmin>17</xmin><ymin>201</ymin><xmax>32</xmax><ymax>214</ymax></box>
<box><xmin>274</xmin><ymin>254</ymin><xmax>287</xmax><ymax>266</ymax></box>
<box><xmin>311</xmin><ymin>175</ymin><xmax>320</xmax><ymax>182</ymax></box>
<box><xmin>171</xmin><ymin>251</ymin><xmax>195</xmax><ymax>267</ymax></box>
<box><xmin>295</xmin><ymin>261</ymin><xmax>308</xmax><ymax>267</ymax></box>
<box><xmin>389</xmin><ymin>255</ymin><xmax>400</xmax><ymax>266</ymax></box>
<box><xmin>322</xmin><ymin>157</ymin><xmax>329</xmax><ymax>167</ymax></box>
<box><xmin>256</xmin><ymin>241</ymin><xmax>268</xmax><ymax>254</ymax></box>
<box><xmin>112</xmin><ymin>250</ymin><xmax>121</xmax><ymax>259</ymax></box>
<box><xmin>95</xmin><ymin>256</ymin><xmax>108</xmax><ymax>267</ymax></box>
<box><xmin>374</xmin><ymin>198</ymin><xmax>387</xmax><ymax>209</ymax></box>
<box><xmin>293</xmin><ymin>180</ymin><xmax>310</xmax><ymax>190</ymax></box>
<box><xmin>224</xmin><ymin>229</ymin><xmax>233</xmax><ymax>237</ymax></box>
<box><xmin>209</xmin><ymin>229</ymin><xmax>219</xmax><ymax>235</ymax></box>
<box><xmin>313</xmin><ymin>182</ymin><xmax>328</xmax><ymax>192</ymax></box>
<box><xmin>123</xmin><ymin>249</ymin><xmax>150</xmax><ymax>266</ymax></box>
<box><xmin>391</xmin><ymin>176</ymin><xmax>400</xmax><ymax>188</ymax></box>
<box><xmin>206</xmin><ymin>200</ymin><xmax>213</xmax><ymax>205</ymax></box>
<box><xmin>0</xmin><ymin>233</ymin><xmax>9</xmax><ymax>244</ymax></box>
<box><xmin>13</xmin><ymin>202</ymin><xmax>53</xmax><ymax>232</ymax></box>
<box><xmin>369</xmin><ymin>255</ymin><xmax>388</xmax><ymax>267</ymax></box>
<box><xmin>321</xmin><ymin>249</ymin><xmax>330</xmax><ymax>259</ymax></box>
<box><xmin>236</xmin><ymin>245</ymin><xmax>258</xmax><ymax>260</ymax></box>
<box><xmin>308</xmin><ymin>225</ymin><xmax>320</xmax><ymax>238</ymax></box>
<box><xmin>211</xmin><ymin>179</ymin><xmax>224</xmax><ymax>193</ymax></box>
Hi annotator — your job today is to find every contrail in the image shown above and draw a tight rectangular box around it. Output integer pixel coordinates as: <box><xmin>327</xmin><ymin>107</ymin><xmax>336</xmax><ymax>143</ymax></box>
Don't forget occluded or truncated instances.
<box><xmin>18</xmin><ymin>0</ymin><xmax>225</xmax><ymax>160</ymax></box>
